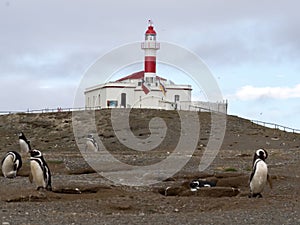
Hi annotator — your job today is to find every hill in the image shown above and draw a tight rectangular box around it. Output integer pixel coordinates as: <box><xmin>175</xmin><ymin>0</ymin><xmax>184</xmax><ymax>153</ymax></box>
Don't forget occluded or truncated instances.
<box><xmin>0</xmin><ymin>109</ymin><xmax>299</xmax><ymax>224</ymax></box>
<box><xmin>1</xmin><ymin>109</ymin><xmax>298</xmax><ymax>153</ymax></box>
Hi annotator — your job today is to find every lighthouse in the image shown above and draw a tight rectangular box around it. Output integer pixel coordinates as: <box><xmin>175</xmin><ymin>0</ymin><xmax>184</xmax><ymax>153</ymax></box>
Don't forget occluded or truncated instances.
<box><xmin>141</xmin><ymin>20</ymin><xmax>160</xmax><ymax>85</ymax></box>
<box><xmin>85</xmin><ymin>20</ymin><xmax>195</xmax><ymax>111</ymax></box>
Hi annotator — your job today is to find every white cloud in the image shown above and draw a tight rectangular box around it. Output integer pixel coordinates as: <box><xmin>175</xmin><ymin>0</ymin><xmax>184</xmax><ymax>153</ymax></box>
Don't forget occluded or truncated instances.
<box><xmin>235</xmin><ymin>84</ymin><xmax>300</xmax><ymax>100</ymax></box>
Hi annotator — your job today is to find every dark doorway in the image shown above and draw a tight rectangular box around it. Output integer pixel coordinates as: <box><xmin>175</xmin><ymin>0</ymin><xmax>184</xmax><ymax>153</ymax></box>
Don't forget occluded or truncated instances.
<box><xmin>121</xmin><ymin>93</ymin><xmax>126</xmax><ymax>108</ymax></box>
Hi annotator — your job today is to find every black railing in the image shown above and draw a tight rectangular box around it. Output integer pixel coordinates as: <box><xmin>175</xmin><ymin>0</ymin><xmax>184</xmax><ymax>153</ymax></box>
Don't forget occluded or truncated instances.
<box><xmin>0</xmin><ymin>106</ymin><xmax>102</xmax><ymax>115</ymax></box>
<box><xmin>251</xmin><ymin>120</ymin><xmax>300</xmax><ymax>134</ymax></box>
<box><xmin>1</xmin><ymin>108</ymin><xmax>299</xmax><ymax>134</ymax></box>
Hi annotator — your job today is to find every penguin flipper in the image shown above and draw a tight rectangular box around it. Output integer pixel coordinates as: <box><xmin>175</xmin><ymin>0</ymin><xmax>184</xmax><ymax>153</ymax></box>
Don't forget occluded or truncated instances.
<box><xmin>249</xmin><ymin>161</ymin><xmax>258</xmax><ymax>184</ymax></box>
<box><xmin>1</xmin><ymin>155</ymin><xmax>5</xmax><ymax>166</ymax></box>
<box><xmin>267</xmin><ymin>174</ymin><xmax>273</xmax><ymax>189</ymax></box>
<box><xmin>14</xmin><ymin>160</ymin><xmax>20</xmax><ymax>172</ymax></box>
<box><xmin>27</xmin><ymin>140</ymin><xmax>32</xmax><ymax>151</ymax></box>
<box><xmin>29</xmin><ymin>171</ymin><xmax>33</xmax><ymax>183</ymax></box>
<box><xmin>249</xmin><ymin>170</ymin><xmax>255</xmax><ymax>184</ymax></box>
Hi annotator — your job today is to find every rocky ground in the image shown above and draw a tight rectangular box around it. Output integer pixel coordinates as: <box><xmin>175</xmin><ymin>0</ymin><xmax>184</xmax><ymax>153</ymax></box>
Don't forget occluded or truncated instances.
<box><xmin>0</xmin><ymin>109</ymin><xmax>299</xmax><ymax>225</ymax></box>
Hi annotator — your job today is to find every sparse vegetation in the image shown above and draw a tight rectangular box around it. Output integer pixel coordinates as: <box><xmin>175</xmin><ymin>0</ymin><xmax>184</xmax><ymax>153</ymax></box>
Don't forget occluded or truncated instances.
<box><xmin>0</xmin><ymin>110</ymin><xmax>299</xmax><ymax>224</ymax></box>
<box><xmin>224</xmin><ymin>167</ymin><xmax>238</xmax><ymax>172</ymax></box>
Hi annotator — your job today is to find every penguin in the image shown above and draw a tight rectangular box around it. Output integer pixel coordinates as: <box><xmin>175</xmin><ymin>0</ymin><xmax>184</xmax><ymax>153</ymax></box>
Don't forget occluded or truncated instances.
<box><xmin>1</xmin><ymin>151</ymin><xmax>22</xmax><ymax>178</ymax></box>
<box><xmin>189</xmin><ymin>179</ymin><xmax>217</xmax><ymax>191</ymax></box>
<box><xmin>19</xmin><ymin>132</ymin><xmax>31</xmax><ymax>154</ymax></box>
<box><xmin>29</xmin><ymin>149</ymin><xmax>52</xmax><ymax>191</ymax></box>
<box><xmin>249</xmin><ymin>148</ymin><xmax>272</xmax><ymax>198</ymax></box>
<box><xmin>85</xmin><ymin>134</ymin><xmax>99</xmax><ymax>152</ymax></box>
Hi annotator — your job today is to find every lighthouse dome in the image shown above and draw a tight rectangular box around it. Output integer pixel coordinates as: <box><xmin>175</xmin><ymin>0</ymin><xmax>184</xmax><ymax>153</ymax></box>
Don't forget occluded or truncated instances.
<box><xmin>145</xmin><ymin>25</ymin><xmax>156</xmax><ymax>35</ymax></box>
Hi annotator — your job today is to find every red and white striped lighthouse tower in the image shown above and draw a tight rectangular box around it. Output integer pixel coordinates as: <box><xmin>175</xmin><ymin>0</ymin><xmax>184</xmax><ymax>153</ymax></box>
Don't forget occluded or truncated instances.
<box><xmin>141</xmin><ymin>20</ymin><xmax>160</xmax><ymax>84</ymax></box>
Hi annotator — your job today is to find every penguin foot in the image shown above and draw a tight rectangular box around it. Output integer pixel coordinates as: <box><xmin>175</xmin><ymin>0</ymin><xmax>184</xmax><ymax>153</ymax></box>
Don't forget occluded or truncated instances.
<box><xmin>250</xmin><ymin>193</ymin><xmax>263</xmax><ymax>198</ymax></box>
<box><xmin>46</xmin><ymin>186</ymin><xmax>53</xmax><ymax>192</ymax></box>
<box><xmin>257</xmin><ymin>193</ymin><xmax>263</xmax><ymax>198</ymax></box>
<box><xmin>37</xmin><ymin>186</ymin><xmax>52</xmax><ymax>192</ymax></box>
<box><xmin>248</xmin><ymin>193</ymin><xmax>262</xmax><ymax>198</ymax></box>
<box><xmin>37</xmin><ymin>186</ymin><xmax>45</xmax><ymax>191</ymax></box>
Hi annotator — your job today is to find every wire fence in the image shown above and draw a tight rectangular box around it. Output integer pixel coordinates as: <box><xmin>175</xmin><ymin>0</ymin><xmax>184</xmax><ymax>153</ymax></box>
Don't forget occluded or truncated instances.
<box><xmin>0</xmin><ymin>107</ymin><xmax>101</xmax><ymax>115</ymax></box>
<box><xmin>1</xmin><ymin>107</ymin><xmax>299</xmax><ymax>134</ymax></box>
<box><xmin>251</xmin><ymin>120</ymin><xmax>300</xmax><ymax>134</ymax></box>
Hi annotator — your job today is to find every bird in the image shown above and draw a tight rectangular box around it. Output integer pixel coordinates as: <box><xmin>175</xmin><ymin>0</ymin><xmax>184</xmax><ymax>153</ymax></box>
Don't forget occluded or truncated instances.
<box><xmin>189</xmin><ymin>179</ymin><xmax>217</xmax><ymax>191</ymax></box>
<box><xmin>1</xmin><ymin>151</ymin><xmax>22</xmax><ymax>178</ymax></box>
<box><xmin>29</xmin><ymin>149</ymin><xmax>52</xmax><ymax>191</ymax></box>
<box><xmin>249</xmin><ymin>148</ymin><xmax>272</xmax><ymax>198</ymax></box>
<box><xmin>85</xmin><ymin>134</ymin><xmax>99</xmax><ymax>152</ymax></box>
<box><xmin>18</xmin><ymin>132</ymin><xmax>31</xmax><ymax>154</ymax></box>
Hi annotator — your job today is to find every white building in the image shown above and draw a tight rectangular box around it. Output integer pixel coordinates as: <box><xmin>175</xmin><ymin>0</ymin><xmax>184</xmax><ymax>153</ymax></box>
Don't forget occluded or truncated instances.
<box><xmin>85</xmin><ymin>70</ymin><xmax>192</xmax><ymax>110</ymax></box>
<box><xmin>85</xmin><ymin>21</ymin><xmax>193</xmax><ymax>110</ymax></box>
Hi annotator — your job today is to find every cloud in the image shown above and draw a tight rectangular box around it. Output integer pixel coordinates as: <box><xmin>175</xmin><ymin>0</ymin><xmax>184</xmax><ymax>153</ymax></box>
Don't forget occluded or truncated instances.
<box><xmin>0</xmin><ymin>0</ymin><xmax>299</xmax><ymax>127</ymax></box>
<box><xmin>235</xmin><ymin>84</ymin><xmax>300</xmax><ymax>100</ymax></box>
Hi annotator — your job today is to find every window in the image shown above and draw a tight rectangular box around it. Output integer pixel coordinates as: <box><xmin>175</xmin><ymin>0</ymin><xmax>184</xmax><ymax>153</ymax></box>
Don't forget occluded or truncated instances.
<box><xmin>121</xmin><ymin>93</ymin><xmax>126</xmax><ymax>108</ymax></box>
<box><xmin>107</xmin><ymin>100</ymin><xmax>118</xmax><ymax>108</ymax></box>
<box><xmin>174</xmin><ymin>95</ymin><xmax>180</xmax><ymax>102</ymax></box>
<box><xmin>93</xmin><ymin>96</ymin><xmax>96</xmax><ymax>107</ymax></box>
<box><xmin>146</xmin><ymin>77</ymin><xmax>154</xmax><ymax>83</ymax></box>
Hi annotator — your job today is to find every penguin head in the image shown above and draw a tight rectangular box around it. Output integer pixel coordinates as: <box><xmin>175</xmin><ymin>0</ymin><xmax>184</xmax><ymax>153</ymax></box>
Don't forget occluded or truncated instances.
<box><xmin>255</xmin><ymin>148</ymin><xmax>268</xmax><ymax>161</ymax></box>
<box><xmin>189</xmin><ymin>180</ymin><xmax>200</xmax><ymax>191</ymax></box>
<box><xmin>19</xmin><ymin>132</ymin><xmax>29</xmax><ymax>143</ymax></box>
<box><xmin>87</xmin><ymin>134</ymin><xmax>96</xmax><ymax>143</ymax></box>
<box><xmin>29</xmin><ymin>149</ymin><xmax>43</xmax><ymax>158</ymax></box>
<box><xmin>18</xmin><ymin>132</ymin><xmax>25</xmax><ymax>139</ymax></box>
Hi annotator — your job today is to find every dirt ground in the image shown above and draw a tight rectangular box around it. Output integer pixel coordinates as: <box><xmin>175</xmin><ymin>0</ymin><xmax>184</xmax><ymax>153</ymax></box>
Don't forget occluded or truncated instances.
<box><xmin>0</xmin><ymin>109</ymin><xmax>299</xmax><ymax>225</ymax></box>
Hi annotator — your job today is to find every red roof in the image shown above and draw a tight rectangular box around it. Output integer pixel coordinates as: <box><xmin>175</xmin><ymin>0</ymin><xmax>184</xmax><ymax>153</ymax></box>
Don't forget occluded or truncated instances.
<box><xmin>116</xmin><ymin>71</ymin><xmax>167</xmax><ymax>82</ymax></box>
<box><xmin>145</xmin><ymin>25</ymin><xmax>156</xmax><ymax>35</ymax></box>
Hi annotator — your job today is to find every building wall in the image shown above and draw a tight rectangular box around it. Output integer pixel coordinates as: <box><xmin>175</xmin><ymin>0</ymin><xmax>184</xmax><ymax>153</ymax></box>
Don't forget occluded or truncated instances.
<box><xmin>164</xmin><ymin>88</ymin><xmax>191</xmax><ymax>110</ymax></box>
<box><xmin>85</xmin><ymin>87</ymin><xmax>134</xmax><ymax>108</ymax></box>
<box><xmin>84</xmin><ymin>83</ymin><xmax>192</xmax><ymax>110</ymax></box>
<box><xmin>133</xmin><ymin>90</ymin><xmax>164</xmax><ymax>109</ymax></box>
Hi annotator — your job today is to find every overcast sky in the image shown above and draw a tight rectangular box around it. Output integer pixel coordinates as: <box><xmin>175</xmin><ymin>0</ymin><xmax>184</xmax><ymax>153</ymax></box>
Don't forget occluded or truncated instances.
<box><xmin>1</xmin><ymin>0</ymin><xmax>299</xmax><ymax>129</ymax></box>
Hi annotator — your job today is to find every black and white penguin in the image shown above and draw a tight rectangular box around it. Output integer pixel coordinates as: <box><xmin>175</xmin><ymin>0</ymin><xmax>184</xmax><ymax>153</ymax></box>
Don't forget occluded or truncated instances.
<box><xmin>19</xmin><ymin>132</ymin><xmax>31</xmax><ymax>154</ymax></box>
<box><xmin>249</xmin><ymin>148</ymin><xmax>272</xmax><ymax>198</ymax></box>
<box><xmin>189</xmin><ymin>179</ymin><xmax>217</xmax><ymax>191</ymax></box>
<box><xmin>29</xmin><ymin>149</ymin><xmax>52</xmax><ymax>191</ymax></box>
<box><xmin>1</xmin><ymin>151</ymin><xmax>22</xmax><ymax>178</ymax></box>
<box><xmin>85</xmin><ymin>134</ymin><xmax>99</xmax><ymax>152</ymax></box>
